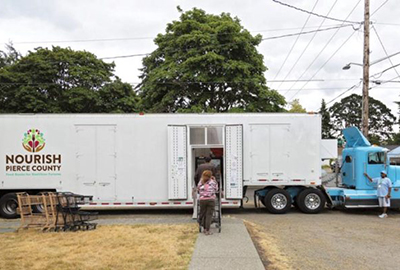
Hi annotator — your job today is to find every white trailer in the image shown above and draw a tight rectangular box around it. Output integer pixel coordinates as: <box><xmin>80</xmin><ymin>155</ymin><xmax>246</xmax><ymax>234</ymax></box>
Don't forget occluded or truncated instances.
<box><xmin>0</xmin><ymin>113</ymin><xmax>336</xmax><ymax>218</ymax></box>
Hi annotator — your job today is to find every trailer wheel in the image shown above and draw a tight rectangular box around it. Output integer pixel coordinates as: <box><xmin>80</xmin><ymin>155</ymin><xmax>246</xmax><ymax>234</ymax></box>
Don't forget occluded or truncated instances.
<box><xmin>0</xmin><ymin>193</ymin><xmax>19</xmax><ymax>219</ymax></box>
<box><xmin>32</xmin><ymin>192</ymin><xmax>45</xmax><ymax>213</ymax></box>
<box><xmin>264</xmin><ymin>189</ymin><xmax>291</xmax><ymax>214</ymax></box>
<box><xmin>296</xmin><ymin>188</ymin><xmax>326</xmax><ymax>214</ymax></box>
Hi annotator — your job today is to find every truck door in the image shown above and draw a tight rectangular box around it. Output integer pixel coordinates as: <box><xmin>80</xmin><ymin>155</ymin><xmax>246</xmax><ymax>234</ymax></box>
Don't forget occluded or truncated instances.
<box><xmin>342</xmin><ymin>154</ymin><xmax>355</xmax><ymax>187</ymax></box>
<box><xmin>76</xmin><ymin>125</ymin><xmax>117</xmax><ymax>200</ymax></box>
<box><xmin>96</xmin><ymin>126</ymin><xmax>117</xmax><ymax>200</ymax></box>
<box><xmin>167</xmin><ymin>126</ymin><xmax>188</xmax><ymax>200</ymax></box>
<box><xmin>76</xmin><ymin>126</ymin><xmax>97</xmax><ymax>197</ymax></box>
<box><xmin>365</xmin><ymin>151</ymin><xmax>385</xmax><ymax>189</ymax></box>
<box><xmin>269</xmin><ymin>125</ymin><xmax>291</xmax><ymax>181</ymax></box>
<box><xmin>225</xmin><ymin>125</ymin><xmax>243</xmax><ymax>199</ymax></box>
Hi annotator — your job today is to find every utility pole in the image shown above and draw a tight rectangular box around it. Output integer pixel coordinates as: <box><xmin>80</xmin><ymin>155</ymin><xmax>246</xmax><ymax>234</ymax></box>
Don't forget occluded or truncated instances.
<box><xmin>362</xmin><ymin>0</ymin><xmax>370</xmax><ymax>138</ymax></box>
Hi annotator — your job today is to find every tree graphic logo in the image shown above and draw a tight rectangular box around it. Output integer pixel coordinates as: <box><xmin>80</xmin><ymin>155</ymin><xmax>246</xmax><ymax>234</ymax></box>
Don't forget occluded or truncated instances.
<box><xmin>22</xmin><ymin>129</ymin><xmax>46</xmax><ymax>153</ymax></box>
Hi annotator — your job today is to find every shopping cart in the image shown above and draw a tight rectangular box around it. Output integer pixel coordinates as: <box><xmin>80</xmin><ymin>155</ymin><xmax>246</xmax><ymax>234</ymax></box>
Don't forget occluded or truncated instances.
<box><xmin>16</xmin><ymin>192</ymin><xmax>97</xmax><ymax>232</ymax></box>
<box><xmin>196</xmin><ymin>188</ymin><xmax>222</xmax><ymax>233</ymax></box>
<box><xmin>54</xmin><ymin>192</ymin><xmax>97</xmax><ymax>231</ymax></box>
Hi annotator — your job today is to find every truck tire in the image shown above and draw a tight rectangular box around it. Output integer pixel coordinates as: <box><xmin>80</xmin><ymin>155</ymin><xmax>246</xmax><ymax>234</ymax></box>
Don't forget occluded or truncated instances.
<box><xmin>0</xmin><ymin>193</ymin><xmax>19</xmax><ymax>219</ymax></box>
<box><xmin>32</xmin><ymin>192</ymin><xmax>45</xmax><ymax>213</ymax></box>
<box><xmin>264</xmin><ymin>188</ymin><xmax>291</xmax><ymax>214</ymax></box>
<box><xmin>296</xmin><ymin>188</ymin><xmax>326</xmax><ymax>214</ymax></box>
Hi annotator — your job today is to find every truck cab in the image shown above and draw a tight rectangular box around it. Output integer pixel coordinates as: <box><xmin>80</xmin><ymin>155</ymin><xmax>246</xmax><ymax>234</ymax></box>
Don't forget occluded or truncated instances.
<box><xmin>327</xmin><ymin>127</ymin><xmax>400</xmax><ymax>208</ymax></box>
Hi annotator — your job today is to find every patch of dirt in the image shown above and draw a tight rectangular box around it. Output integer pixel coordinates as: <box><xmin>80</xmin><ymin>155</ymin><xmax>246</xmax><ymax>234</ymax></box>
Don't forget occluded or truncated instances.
<box><xmin>244</xmin><ymin>220</ymin><xmax>292</xmax><ymax>270</ymax></box>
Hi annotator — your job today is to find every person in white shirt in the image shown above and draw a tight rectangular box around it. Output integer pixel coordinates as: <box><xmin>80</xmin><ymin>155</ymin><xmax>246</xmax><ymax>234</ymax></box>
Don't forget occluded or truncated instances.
<box><xmin>364</xmin><ymin>170</ymin><xmax>392</xmax><ymax>218</ymax></box>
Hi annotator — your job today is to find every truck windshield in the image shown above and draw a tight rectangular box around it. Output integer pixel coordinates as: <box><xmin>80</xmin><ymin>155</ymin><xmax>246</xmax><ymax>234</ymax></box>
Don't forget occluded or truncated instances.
<box><xmin>368</xmin><ymin>152</ymin><xmax>384</xmax><ymax>164</ymax></box>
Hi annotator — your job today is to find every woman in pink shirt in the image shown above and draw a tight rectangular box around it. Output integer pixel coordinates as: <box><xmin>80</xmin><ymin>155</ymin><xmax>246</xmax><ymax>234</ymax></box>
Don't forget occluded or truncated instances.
<box><xmin>197</xmin><ymin>170</ymin><xmax>218</xmax><ymax>235</ymax></box>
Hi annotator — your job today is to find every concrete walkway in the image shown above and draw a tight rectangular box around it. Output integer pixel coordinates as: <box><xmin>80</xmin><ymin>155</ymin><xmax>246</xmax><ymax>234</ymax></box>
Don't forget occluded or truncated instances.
<box><xmin>189</xmin><ymin>218</ymin><xmax>265</xmax><ymax>270</ymax></box>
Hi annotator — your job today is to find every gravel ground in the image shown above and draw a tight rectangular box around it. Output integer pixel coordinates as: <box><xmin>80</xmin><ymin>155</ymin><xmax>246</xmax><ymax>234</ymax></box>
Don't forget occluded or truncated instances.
<box><xmin>231</xmin><ymin>188</ymin><xmax>400</xmax><ymax>270</ymax></box>
<box><xmin>2</xmin><ymin>186</ymin><xmax>400</xmax><ymax>269</ymax></box>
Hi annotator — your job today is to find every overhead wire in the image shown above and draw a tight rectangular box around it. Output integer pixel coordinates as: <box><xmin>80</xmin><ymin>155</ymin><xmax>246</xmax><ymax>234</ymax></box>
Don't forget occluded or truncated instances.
<box><xmin>370</xmin><ymin>63</ymin><xmax>400</xmax><ymax>79</ymax></box>
<box><xmin>3</xmin><ymin>24</ymin><xmax>352</xmax><ymax>45</ymax></box>
<box><xmin>371</xmin><ymin>0</ymin><xmax>390</xmax><ymax>17</ymax></box>
<box><xmin>99</xmin><ymin>25</ymin><xmax>354</xmax><ymax>60</ymax></box>
<box><xmin>288</xmin><ymin>28</ymin><xmax>359</xmax><ymax>101</ymax></box>
<box><xmin>325</xmin><ymin>81</ymin><xmax>362</xmax><ymax>106</ymax></box>
<box><xmin>271</xmin><ymin>0</ymin><xmax>361</xmax><ymax>24</ymax></box>
<box><xmin>371</xmin><ymin>25</ymin><xmax>400</xmax><ymax>79</ymax></box>
<box><xmin>271</xmin><ymin>0</ymin><xmax>319</xmax><ymax>87</ymax></box>
<box><xmin>285</xmin><ymin>0</ymin><xmax>362</xmax><ymax>100</ymax></box>
<box><xmin>1</xmin><ymin>25</ymin><xmax>352</xmax><ymax>66</ymax></box>
<box><xmin>323</xmin><ymin>0</ymin><xmax>396</xmax><ymax>108</ymax></box>
<box><xmin>279</xmin><ymin>0</ymin><xmax>339</xmax><ymax>92</ymax></box>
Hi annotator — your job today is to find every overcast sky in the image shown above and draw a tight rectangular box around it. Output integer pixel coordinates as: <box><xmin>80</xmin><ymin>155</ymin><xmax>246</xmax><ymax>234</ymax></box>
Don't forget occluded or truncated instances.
<box><xmin>1</xmin><ymin>0</ymin><xmax>399</xmax><ymax>125</ymax></box>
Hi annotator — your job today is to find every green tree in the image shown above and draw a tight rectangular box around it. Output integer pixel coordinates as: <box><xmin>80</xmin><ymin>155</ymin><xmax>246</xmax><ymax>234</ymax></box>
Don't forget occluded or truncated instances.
<box><xmin>386</xmin><ymin>101</ymin><xmax>400</xmax><ymax>144</ymax></box>
<box><xmin>137</xmin><ymin>8</ymin><xmax>285</xmax><ymax>113</ymax></box>
<box><xmin>329</xmin><ymin>94</ymin><xmax>396</xmax><ymax>143</ymax></box>
<box><xmin>0</xmin><ymin>43</ymin><xmax>21</xmax><ymax>68</ymax></box>
<box><xmin>0</xmin><ymin>46</ymin><xmax>139</xmax><ymax>113</ymax></box>
<box><xmin>319</xmin><ymin>99</ymin><xmax>333</xmax><ymax>139</ymax></box>
<box><xmin>288</xmin><ymin>99</ymin><xmax>306</xmax><ymax>113</ymax></box>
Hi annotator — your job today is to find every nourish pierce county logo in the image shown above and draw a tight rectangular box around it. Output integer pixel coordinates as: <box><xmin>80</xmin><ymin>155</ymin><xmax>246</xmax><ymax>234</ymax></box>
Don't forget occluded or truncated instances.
<box><xmin>22</xmin><ymin>129</ymin><xmax>46</xmax><ymax>153</ymax></box>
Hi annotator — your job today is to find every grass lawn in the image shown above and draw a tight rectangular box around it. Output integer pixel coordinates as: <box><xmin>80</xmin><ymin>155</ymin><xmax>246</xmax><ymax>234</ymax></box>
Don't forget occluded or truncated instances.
<box><xmin>0</xmin><ymin>224</ymin><xmax>198</xmax><ymax>270</ymax></box>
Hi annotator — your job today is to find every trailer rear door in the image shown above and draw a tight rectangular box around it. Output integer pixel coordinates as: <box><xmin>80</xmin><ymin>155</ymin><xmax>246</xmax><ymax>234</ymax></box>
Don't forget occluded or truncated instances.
<box><xmin>225</xmin><ymin>125</ymin><xmax>243</xmax><ymax>199</ymax></box>
<box><xmin>167</xmin><ymin>126</ymin><xmax>188</xmax><ymax>200</ymax></box>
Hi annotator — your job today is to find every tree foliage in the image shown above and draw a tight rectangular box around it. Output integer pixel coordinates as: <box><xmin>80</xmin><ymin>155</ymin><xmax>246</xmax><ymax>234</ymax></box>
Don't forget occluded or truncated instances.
<box><xmin>288</xmin><ymin>99</ymin><xmax>306</xmax><ymax>113</ymax></box>
<box><xmin>320</xmin><ymin>99</ymin><xmax>334</xmax><ymax>139</ymax></box>
<box><xmin>137</xmin><ymin>8</ymin><xmax>285</xmax><ymax>113</ymax></box>
<box><xmin>0</xmin><ymin>43</ymin><xmax>21</xmax><ymax>68</ymax></box>
<box><xmin>0</xmin><ymin>46</ymin><xmax>139</xmax><ymax>113</ymax></box>
<box><xmin>329</xmin><ymin>94</ymin><xmax>396</xmax><ymax>142</ymax></box>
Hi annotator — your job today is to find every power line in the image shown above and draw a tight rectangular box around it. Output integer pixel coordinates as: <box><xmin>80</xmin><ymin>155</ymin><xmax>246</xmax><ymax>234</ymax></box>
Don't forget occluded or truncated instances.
<box><xmin>371</xmin><ymin>0</ymin><xmax>390</xmax><ymax>17</ymax></box>
<box><xmin>4</xmin><ymin>25</ymin><xmax>350</xmax><ymax>64</ymax></box>
<box><xmin>287</xmin><ymin>0</ymin><xmax>362</xmax><ymax>101</ymax></box>
<box><xmin>370</xmin><ymin>75</ymin><xmax>400</xmax><ymax>87</ymax></box>
<box><xmin>2</xmin><ymin>24</ymin><xmax>350</xmax><ymax>45</ymax></box>
<box><xmin>271</xmin><ymin>0</ymin><xmax>319</xmax><ymax>86</ymax></box>
<box><xmin>260</xmin><ymin>25</ymin><xmax>354</xmax><ymax>40</ymax></box>
<box><xmin>289</xmin><ymin>29</ymin><xmax>358</xmax><ymax>101</ymax></box>
<box><xmin>252</xmin><ymin>23</ymin><xmax>355</xmax><ymax>33</ymax></box>
<box><xmin>284</xmin><ymin>0</ymin><xmax>362</xmax><ymax>99</ymax></box>
<box><xmin>371</xmin><ymin>25</ymin><xmax>400</xmax><ymax>79</ymax></box>
<box><xmin>100</xmin><ymin>53</ymin><xmax>149</xmax><ymax>60</ymax></box>
<box><xmin>271</xmin><ymin>0</ymin><xmax>361</xmax><ymax>24</ymax></box>
<box><xmin>326</xmin><ymin>74</ymin><xmax>400</xmax><ymax>107</ymax></box>
<box><xmin>98</xmin><ymin>25</ymin><xmax>354</xmax><ymax>60</ymax></box>
<box><xmin>371</xmin><ymin>63</ymin><xmax>400</xmax><ymax>78</ymax></box>
<box><xmin>373</xmin><ymin>22</ymin><xmax>400</xmax><ymax>26</ymax></box>
<box><xmin>325</xmin><ymin>81</ymin><xmax>362</xmax><ymax>106</ymax></box>
<box><xmin>276</xmin><ymin>86</ymin><xmax>398</xmax><ymax>91</ymax></box>
<box><xmin>279</xmin><ymin>0</ymin><xmax>339</xmax><ymax>92</ymax></box>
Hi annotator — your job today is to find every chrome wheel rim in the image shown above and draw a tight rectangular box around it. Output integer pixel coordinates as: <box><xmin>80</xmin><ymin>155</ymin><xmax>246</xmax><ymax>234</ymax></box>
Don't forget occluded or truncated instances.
<box><xmin>305</xmin><ymin>193</ymin><xmax>321</xmax><ymax>210</ymax></box>
<box><xmin>271</xmin><ymin>193</ymin><xmax>288</xmax><ymax>210</ymax></box>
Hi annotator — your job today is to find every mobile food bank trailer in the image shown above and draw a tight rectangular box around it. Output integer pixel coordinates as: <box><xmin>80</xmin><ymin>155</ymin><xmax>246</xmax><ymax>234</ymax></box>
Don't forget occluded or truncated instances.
<box><xmin>0</xmin><ymin>113</ymin><xmax>336</xmax><ymax>218</ymax></box>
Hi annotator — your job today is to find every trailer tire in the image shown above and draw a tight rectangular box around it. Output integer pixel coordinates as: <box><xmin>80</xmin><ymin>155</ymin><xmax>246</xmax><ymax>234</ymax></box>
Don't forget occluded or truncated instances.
<box><xmin>0</xmin><ymin>193</ymin><xmax>19</xmax><ymax>219</ymax></box>
<box><xmin>264</xmin><ymin>188</ymin><xmax>291</xmax><ymax>214</ymax></box>
<box><xmin>32</xmin><ymin>192</ymin><xmax>45</xmax><ymax>213</ymax></box>
<box><xmin>296</xmin><ymin>188</ymin><xmax>326</xmax><ymax>214</ymax></box>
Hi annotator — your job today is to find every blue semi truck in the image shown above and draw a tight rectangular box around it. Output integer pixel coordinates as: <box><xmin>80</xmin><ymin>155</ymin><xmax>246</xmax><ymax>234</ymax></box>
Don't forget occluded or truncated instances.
<box><xmin>255</xmin><ymin>126</ymin><xmax>400</xmax><ymax>213</ymax></box>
